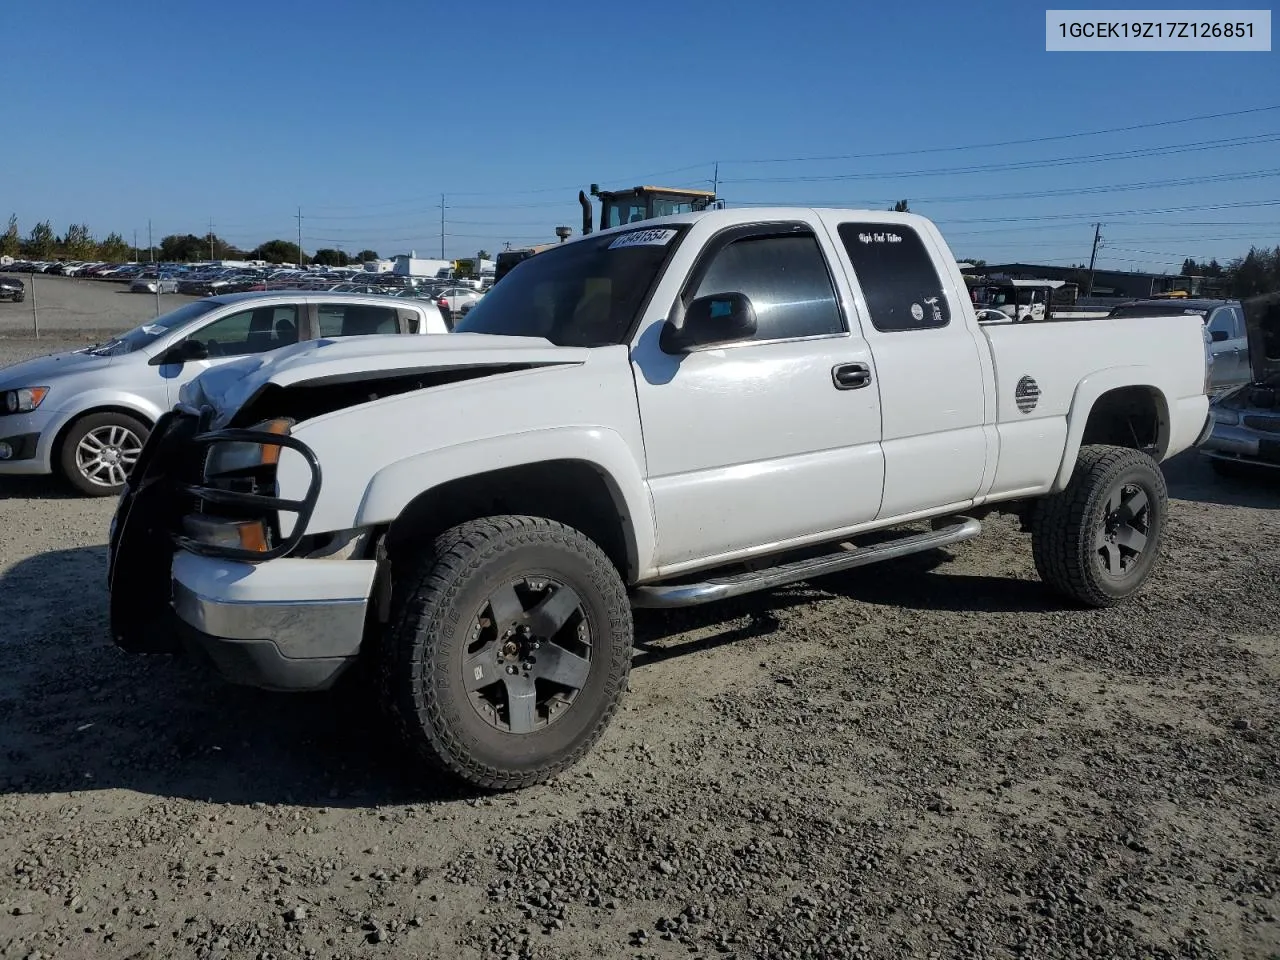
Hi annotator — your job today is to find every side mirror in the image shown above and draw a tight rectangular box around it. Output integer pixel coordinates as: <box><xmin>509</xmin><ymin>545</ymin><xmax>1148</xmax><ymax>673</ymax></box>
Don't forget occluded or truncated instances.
<box><xmin>1210</xmin><ymin>329</ymin><xmax>1229</xmax><ymax>343</ymax></box>
<box><xmin>661</xmin><ymin>292</ymin><xmax>757</xmax><ymax>353</ymax></box>
<box><xmin>151</xmin><ymin>338</ymin><xmax>208</xmax><ymax>366</ymax></box>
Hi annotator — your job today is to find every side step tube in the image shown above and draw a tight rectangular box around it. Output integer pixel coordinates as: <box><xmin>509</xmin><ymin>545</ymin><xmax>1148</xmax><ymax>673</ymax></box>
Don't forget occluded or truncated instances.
<box><xmin>631</xmin><ymin>516</ymin><xmax>982</xmax><ymax>609</ymax></box>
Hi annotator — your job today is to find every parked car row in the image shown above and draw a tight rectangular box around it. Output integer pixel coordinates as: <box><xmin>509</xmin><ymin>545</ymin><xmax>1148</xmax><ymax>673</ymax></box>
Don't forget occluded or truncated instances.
<box><xmin>0</xmin><ymin>290</ymin><xmax>451</xmax><ymax>495</ymax></box>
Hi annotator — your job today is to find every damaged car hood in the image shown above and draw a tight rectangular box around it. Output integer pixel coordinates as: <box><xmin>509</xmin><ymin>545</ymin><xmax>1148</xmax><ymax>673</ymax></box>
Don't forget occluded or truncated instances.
<box><xmin>1243</xmin><ymin>291</ymin><xmax>1280</xmax><ymax>383</ymax></box>
<box><xmin>181</xmin><ymin>333</ymin><xmax>589</xmax><ymax>421</ymax></box>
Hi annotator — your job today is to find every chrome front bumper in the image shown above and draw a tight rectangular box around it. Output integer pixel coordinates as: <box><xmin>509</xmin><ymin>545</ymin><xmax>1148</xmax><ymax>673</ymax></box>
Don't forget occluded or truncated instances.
<box><xmin>170</xmin><ymin>552</ymin><xmax>378</xmax><ymax>691</ymax></box>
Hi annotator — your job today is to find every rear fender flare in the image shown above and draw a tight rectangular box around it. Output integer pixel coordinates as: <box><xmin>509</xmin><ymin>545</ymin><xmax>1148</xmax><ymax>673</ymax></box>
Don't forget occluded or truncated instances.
<box><xmin>1051</xmin><ymin>366</ymin><xmax>1171</xmax><ymax>493</ymax></box>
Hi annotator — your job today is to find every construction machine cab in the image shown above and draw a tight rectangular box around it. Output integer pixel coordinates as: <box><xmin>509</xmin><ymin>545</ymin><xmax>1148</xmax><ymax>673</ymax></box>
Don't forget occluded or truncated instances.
<box><xmin>579</xmin><ymin>184</ymin><xmax>718</xmax><ymax>235</ymax></box>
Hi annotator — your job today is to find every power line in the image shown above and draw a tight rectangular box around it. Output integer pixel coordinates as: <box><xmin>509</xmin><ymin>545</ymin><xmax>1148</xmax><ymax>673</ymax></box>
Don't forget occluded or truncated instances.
<box><xmin>720</xmin><ymin>104</ymin><xmax>1280</xmax><ymax>165</ymax></box>
<box><xmin>720</xmin><ymin>133</ymin><xmax>1280</xmax><ymax>185</ymax></box>
<box><xmin>732</xmin><ymin>168</ymin><xmax>1280</xmax><ymax>209</ymax></box>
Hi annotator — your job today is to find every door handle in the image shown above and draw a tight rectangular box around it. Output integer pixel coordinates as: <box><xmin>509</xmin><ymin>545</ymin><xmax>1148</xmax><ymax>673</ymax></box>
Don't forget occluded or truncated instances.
<box><xmin>832</xmin><ymin>362</ymin><xmax>872</xmax><ymax>390</ymax></box>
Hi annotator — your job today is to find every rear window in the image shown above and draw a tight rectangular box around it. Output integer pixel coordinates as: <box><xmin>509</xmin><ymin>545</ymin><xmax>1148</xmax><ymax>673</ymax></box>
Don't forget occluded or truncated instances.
<box><xmin>836</xmin><ymin>223</ymin><xmax>951</xmax><ymax>332</ymax></box>
<box><xmin>317</xmin><ymin>303</ymin><xmax>400</xmax><ymax>337</ymax></box>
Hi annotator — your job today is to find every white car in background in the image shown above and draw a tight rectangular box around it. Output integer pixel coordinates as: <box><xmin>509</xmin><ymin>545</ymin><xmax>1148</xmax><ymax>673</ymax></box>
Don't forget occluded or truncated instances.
<box><xmin>0</xmin><ymin>291</ymin><xmax>450</xmax><ymax>495</ymax></box>
<box><xmin>434</xmin><ymin>286</ymin><xmax>483</xmax><ymax>320</ymax></box>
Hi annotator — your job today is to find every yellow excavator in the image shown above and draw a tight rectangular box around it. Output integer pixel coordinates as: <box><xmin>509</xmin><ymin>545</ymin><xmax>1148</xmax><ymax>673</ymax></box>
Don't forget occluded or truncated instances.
<box><xmin>493</xmin><ymin>183</ymin><xmax>718</xmax><ymax>284</ymax></box>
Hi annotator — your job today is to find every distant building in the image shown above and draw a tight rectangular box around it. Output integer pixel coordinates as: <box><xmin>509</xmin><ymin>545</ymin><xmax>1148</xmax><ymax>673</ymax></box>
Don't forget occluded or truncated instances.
<box><xmin>961</xmin><ymin>262</ymin><xmax>1227</xmax><ymax>300</ymax></box>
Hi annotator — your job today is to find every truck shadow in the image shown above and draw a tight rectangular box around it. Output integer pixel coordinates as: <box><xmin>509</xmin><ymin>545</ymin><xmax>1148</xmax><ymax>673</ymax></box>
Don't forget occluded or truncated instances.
<box><xmin>0</xmin><ymin>544</ymin><xmax>817</xmax><ymax>809</ymax></box>
<box><xmin>0</xmin><ymin>543</ymin><xmax>1051</xmax><ymax>809</ymax></box>
<box><xmin>1161</xmin><ymin>449</ymin><xmax>1280</xmax><ymax>510</ymax></box>
<box><xmin>0</xmin><ymin>476</ymin><xmax>81</xmax><ymax>501</ymax></box>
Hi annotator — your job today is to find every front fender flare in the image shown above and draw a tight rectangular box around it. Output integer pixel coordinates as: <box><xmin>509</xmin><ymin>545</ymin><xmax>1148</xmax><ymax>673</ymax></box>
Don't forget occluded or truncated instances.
<box><xmin>1051</xmin><ymin>366</ymin><xmax>1170</xmax><ymax>493</ymax></box>
<box><xmin>355</xmin><ymin>425</ymin><xmax>657</xmax><ymax>579</ymax></box>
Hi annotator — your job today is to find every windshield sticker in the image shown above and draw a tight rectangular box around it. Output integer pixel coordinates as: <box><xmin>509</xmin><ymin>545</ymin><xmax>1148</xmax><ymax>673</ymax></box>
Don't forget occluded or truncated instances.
<box><xmin>608</xmin><ymin>228</ymin><xmax>678</xmax><ymax>250</ymax></box>
<box><xmin>910</xmin><ymin>303</ymin><xmax>924</xmax><ymax>322</ymax></box>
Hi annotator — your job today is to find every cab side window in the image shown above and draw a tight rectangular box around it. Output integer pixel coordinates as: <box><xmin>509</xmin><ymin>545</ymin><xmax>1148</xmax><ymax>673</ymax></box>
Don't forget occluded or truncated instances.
<box><xmin>836</xmin><ymin>223</ymin><xmax>951</xmax><ymax>332</ymax></box>
<box><xmin>691</xmin><ymin>233</ymin><xmax>844</xmax><ymax>342</ymax></box>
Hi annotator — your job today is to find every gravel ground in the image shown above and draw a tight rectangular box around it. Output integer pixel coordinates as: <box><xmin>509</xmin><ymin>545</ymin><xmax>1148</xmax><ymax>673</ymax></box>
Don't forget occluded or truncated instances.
<box><xmin>0</xmin><ymin>272</ymin><xmax>192</xmax><ymax>339</ymax></box>
<box><xmin>1</xmin><ymin>336</ymin><xmax>1278</xmax><ymax>960</ymax></box>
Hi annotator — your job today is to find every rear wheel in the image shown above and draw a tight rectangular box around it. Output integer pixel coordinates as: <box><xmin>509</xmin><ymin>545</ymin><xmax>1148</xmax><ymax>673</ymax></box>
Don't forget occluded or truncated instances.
<box><xmin>1031</xmin><ymin>444</ymin><xmax>1168</xmax><ymax>607</ymax></box>
<box><xmin>59</xmin><ymin>411</ymin><xmax>149</xmax><ymax>497</ymax></box>
<box><xmin>380</xmin><ymin>516</ymin><xmax>633</xmax><ymax>790</ymax></box>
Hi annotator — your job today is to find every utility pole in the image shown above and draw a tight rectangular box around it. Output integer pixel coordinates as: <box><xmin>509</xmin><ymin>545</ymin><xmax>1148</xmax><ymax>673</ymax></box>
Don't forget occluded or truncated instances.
<box><xmin>133</xmin><ymin>229</ymin><xmax>137</xmax><ymax>263</ymax></box>
<box><xmin>209</xmin><ymin>217</ymin><xmax>215</xmax><ymax>262</ymax></box>
<box><xmin>149</xmin><ymin>219</ymin><xmax>160</xmax><ymax>317</ymax></box>
<box><xmin>148</xmin><ymin>219</ymin><xmax>153</xmax><ymax>263</ymax></box>
<box><xmin>712</xmin><ymin>161</ymin><xmax>719</xmax><ymax>197</ymax></box>
<box><xmin>295</xmin><ymin>207</ymin><xmax>303</xmax><ymax>268</ymax></box>
<box><xmin>440</xmin><ymin>194</ymin><xmax>445</xmax><ymax>260</ymax></box>
<box><xmin>1085</xmin><ymin>222</ymin><xmax>1103</xmax><ymax>297</ymax></box>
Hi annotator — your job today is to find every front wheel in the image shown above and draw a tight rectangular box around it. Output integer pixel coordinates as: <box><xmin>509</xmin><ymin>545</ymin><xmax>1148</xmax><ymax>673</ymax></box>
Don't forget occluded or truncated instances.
<box><xmin>59</xmin><ymin>411</ymin><xmax>150</xmax><ymax>497</ymax></box>
<box><xmin>1031</xmin><ymin>444</ymin><xmax>1168</xmax><ymax>607</ymax></box>
<box><xmin>380</xmin><ymin>516</ymin><xmax>633</xmax><ymax>790</ymax></box>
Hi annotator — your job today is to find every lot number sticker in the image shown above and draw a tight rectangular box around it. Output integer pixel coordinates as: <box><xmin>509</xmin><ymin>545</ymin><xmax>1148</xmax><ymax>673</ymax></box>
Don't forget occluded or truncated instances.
<box><xmin>608</xmin><ymin>228</ymin><xmax>678</xmax><ymax>249</ymax></box>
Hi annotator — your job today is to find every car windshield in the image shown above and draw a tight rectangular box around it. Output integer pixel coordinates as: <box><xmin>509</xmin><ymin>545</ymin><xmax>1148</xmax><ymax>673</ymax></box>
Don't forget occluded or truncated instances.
<box><xmin>453</xmin><ymin>226</ymin><xmax>687</xmax><ymax>346</ymax></box>
<box><xmin>88</xmin><ymin>300</ymin><xmax>221</xmax><ymax>356</ymax></box>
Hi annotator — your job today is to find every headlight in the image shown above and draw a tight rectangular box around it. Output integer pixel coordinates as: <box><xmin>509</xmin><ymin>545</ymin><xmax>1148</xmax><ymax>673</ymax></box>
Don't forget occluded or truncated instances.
<box><xmin>180</xmin><ymin>514</ymin><xmax>271</xmax><ymax>553</ymax></box>
<box><xmin>1211</xmin><ymin>407</ymin><xmax>1240</xmax><ymax>426</ymax></box>
<box><xmin>3</xmin><ymin>386</ymin><xmax>49</xmax><ymax>413</ymax></box>
<box><xmin>203</xmin><ymin>418</ymin><xmax>293</xmax><ymax>478</ymax></box>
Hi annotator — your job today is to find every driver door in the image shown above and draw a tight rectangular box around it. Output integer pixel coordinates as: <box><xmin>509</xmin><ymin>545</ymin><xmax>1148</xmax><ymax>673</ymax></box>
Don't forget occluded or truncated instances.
<box><xmin>160</xmin><ymin>303</ymin><xmax>301</xmax><ymax>405</ymax></box>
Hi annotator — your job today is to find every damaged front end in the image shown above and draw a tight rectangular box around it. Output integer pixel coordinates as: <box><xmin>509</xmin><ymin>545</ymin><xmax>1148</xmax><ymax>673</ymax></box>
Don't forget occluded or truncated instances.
<box><xmin>107</xmin><ymin>407</ymin><xmax>323</xmax><ymax>653</ymax></box>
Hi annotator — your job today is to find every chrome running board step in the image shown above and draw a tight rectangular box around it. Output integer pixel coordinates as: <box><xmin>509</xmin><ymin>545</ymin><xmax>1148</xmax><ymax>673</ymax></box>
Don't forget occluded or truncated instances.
<box><xmin>631</xmin><ymin>516</ymin><xmax>982</xmax><ymax>609</ymax></box>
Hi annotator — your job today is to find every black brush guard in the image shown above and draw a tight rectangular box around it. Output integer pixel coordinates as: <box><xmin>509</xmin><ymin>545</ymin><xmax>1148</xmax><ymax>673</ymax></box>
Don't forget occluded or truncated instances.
<box><xmin>107</xmin><ymin>407</ymin><xmax>321</xmax><ymax>654</ymax></box>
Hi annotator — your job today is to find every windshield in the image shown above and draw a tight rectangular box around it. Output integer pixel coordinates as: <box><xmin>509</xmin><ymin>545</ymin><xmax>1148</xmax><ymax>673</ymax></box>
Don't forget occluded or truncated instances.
<box><xmin>89</xmin><ymin>299</ymin><xmax>221</xmax><ymax>356</ymax></box>
<box><xmin>454</xmin><ymin>226</ymin><xmax>686</xmax><ymax>346</ymax></box>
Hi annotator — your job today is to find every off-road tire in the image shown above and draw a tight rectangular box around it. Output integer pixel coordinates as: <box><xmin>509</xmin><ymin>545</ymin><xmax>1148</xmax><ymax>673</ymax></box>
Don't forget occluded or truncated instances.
<box><xmin>380</xmin><ymin>515</ymin><xmax>633</xmax><ymax>790</ymax></box>
<box><xmin>58</xmin><ymin>411</ymin><xmax>150</xmax><ymax>497</ymax></box>
<box><xmin>1031</xmin><ymin>444</ymin><xmax>1168</xmax><ymax>608</ymax></box>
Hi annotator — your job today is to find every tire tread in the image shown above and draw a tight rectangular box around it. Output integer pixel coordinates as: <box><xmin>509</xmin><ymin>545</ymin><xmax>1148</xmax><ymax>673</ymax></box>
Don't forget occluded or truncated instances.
<box><xmin>1031</xmin><ymin>444</ymin><xmax>1168</xmax><ymax>608</ymax></box>
<box><xmin>380</xmin><ymin>515</ymin><xmax>632</xmax><ymax>791</ymax></box>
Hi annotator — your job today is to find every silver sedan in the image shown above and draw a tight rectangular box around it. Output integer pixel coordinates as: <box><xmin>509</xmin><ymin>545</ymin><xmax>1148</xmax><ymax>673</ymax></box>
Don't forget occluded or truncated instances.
<box><xmin>129</xmin><ymin>274</ymin><xmax>180</xmax><ymax>294</ymax></box>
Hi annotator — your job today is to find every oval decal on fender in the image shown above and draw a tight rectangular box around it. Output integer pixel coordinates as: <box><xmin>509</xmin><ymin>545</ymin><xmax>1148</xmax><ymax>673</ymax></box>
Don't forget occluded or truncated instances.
<box><xmin>1015</xmin><ymin>376</ymin><xmax>1041</xmax><ymax>414</ymax></box>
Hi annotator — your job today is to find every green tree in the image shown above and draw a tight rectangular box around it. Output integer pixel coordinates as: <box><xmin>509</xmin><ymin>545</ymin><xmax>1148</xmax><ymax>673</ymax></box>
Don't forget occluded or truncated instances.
<box><xmin>1</xmin><ymin>215</ymin><xmax>18</xmax><ymax>258</ymax></box>
<box><xmin>159</xmin><ymin>234</ymin><xmax>206</xmax><ymax>262</ymax></box>
<box><xmin>27</xmin><ymin>220</ymin><xmax>55</xmax><ymax>259</ymax></box>
<box><xmin>356</xmin><ymin>249</ymin><xmax>379</xmax><ymax>262</ymax></box>
<box><xmin>63</xmin><ymin>223</ymin><xmax>96</xmax><ymax>260</ymax></box>
<box><xmin>311</xmin><ymin>248</ymin><xmax>351</xmax><ymax>267</ymax></box>
<box><xmin>98</xmin><ymin>231</ymin><xmax>131</xmax><ymax>262</ymax></box>
<box><xmin>890</xmin><ymin>200</ymin><xmax>910</xmax><ymax>212</ymax></box>
<box><xmin>476</xmin><ymin>249</ymin><xmax>490</xmax><ymax>261</ymax></box>
<box><xmin>254</xmin><ymin>239</ymin><xmax>306</xmax><ymax>265</ymax></box>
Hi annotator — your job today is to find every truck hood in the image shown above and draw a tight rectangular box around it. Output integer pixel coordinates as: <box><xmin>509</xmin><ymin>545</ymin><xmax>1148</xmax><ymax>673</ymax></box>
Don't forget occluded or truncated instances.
<box><xmin>1243</xmin><ymin>291</ymin><xmax>1280</xmax><ymax>383</ymax></box>
<box><xmin>0</xmin><ymin>347</ymin><xmax>115</xmax><ymax>387</ymax></box>
<box><xmin>183</xmin><ymin>332</ymin><xmax>589</xmax><ymax>423</ymax></box>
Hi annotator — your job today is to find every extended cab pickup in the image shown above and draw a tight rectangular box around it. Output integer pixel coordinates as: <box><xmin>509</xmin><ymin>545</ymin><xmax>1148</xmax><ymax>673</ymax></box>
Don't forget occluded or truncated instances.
<box><xmin>107</xmin><ymin>208</ymin><xmax>1215</xmax><ymax>790</ymax></box>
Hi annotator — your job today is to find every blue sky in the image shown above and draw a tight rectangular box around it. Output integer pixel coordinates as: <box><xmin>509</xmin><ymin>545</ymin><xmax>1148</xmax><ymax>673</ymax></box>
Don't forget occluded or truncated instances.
<box><xmin>1</xmin><ymin>0</ymin><xmax>1276</xmax><ymax>271</ymax></box>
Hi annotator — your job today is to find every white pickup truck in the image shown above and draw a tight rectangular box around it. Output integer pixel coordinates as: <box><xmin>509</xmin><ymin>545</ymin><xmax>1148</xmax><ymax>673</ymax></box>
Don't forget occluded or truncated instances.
<box><xmin>107</xmin><ymin>208</ymin><xmax>1214</xmax><ymax>790</ymax></box>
